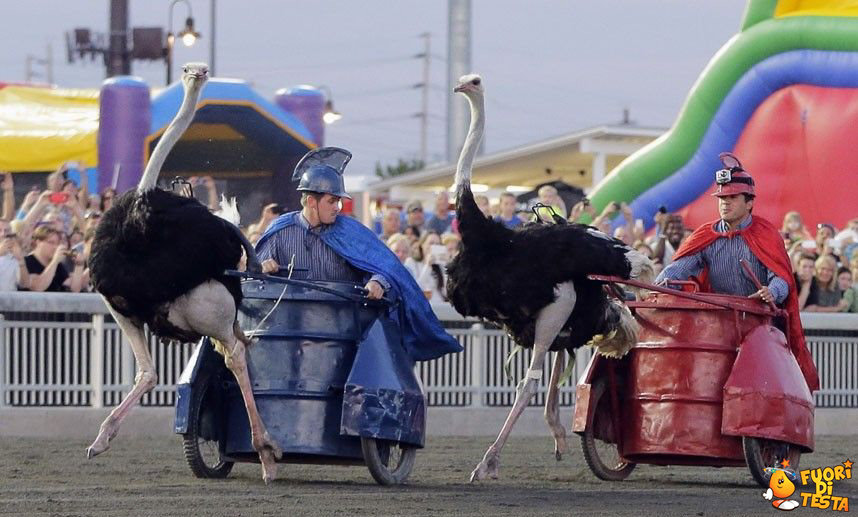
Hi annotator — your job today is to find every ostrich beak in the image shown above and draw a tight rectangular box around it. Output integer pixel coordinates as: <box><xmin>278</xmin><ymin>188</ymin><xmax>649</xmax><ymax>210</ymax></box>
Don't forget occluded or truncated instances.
<box><xmin>453</xmin><ymin>84</ymin><xmax>467</xmax><ymax>93</ymax></box>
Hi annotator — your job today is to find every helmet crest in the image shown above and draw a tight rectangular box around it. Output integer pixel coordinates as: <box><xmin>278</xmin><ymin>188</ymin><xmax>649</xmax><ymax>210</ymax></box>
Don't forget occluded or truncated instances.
<box><xmin>293</xmin><ymin>147</ymin><xmax>352</xmax><ymax>199</ymax></box>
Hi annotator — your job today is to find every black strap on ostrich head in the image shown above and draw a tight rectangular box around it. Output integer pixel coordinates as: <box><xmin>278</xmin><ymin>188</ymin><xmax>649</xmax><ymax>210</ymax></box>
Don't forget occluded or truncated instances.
<box><xmin>531</xmin><ymin>202</ymin><xmax>568</xmax><ymax>225</ymax></box>
<box><xmin>170</xmin><ymin>176</ymin><xmax>194</xmax><ymax>198</ymax></box>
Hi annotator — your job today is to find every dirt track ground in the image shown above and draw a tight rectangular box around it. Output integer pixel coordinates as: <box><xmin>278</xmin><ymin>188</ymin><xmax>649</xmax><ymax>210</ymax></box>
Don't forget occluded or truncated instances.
<box><xmin>1</xmin><ymin>435</ymin><xmax>855</xmax><ymax>517</ymax></box>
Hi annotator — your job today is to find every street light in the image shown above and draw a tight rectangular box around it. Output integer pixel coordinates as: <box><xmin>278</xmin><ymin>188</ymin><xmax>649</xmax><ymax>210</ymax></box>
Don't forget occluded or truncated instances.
<box><xmin>318</xmin><ymin>86</ymin><xmax>342</xmax><ymax>124</ymax></box>
<box><xmin>166</xmin><ymin>0</ymin><xmax>201</xmax><ymax>85</ymax></box>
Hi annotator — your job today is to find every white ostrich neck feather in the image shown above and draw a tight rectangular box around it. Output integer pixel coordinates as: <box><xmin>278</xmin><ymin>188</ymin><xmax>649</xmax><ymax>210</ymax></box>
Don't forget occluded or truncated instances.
<box><xmin>137</xmin><ymin>79</ymin><xmax>205</xmax><ymax>193</ymax></box>
<box><xmin>455</xmin><ymin>93</ymin><xmax>485</xmax><ymax>192</ymax></box>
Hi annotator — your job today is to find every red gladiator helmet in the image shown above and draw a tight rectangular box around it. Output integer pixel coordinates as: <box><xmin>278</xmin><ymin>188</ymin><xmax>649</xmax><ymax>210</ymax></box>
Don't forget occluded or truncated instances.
<box><xmin>712</xmin><ymin>152</ymin><xmax>755</xmax><ymax>197</ymax></box>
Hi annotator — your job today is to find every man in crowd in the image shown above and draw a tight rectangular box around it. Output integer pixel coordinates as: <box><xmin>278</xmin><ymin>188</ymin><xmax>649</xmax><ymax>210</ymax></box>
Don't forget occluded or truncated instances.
<box><xmin>494</xmin><ymin>192</ymin><xmax>524</xmax><ymax>229</ymax></box>
<box><xmin>652</xmin><ymin>213</ymin><xmax>685</xmax><ymax>266</ymax></box>
<box><xmin>404</xmin><ymin>200</ymin><xmax>426</xmax><ymax>231</ymax></box>
<box><xmin>425</xmin><ymin>191</ymin><xmax>454</xmax><ymax>234</ymax></box>
<box><xmin>255</xmin><ymin>147</ymin><xmax>460</xmax><ymax>361</ymax></box>
<box><xmin>656</xmin><ymin>152</ymin><xmax>818</xmax><ymax>391</ymax></box>
<box><xmin>379</xmin><ymin>206</ymin><xmax>402</xmax><ymax>241</ymax></box>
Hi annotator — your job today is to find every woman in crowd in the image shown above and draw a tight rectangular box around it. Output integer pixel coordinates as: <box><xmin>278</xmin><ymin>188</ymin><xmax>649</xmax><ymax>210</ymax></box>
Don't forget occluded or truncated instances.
<box><xmin>25</xmin><ymin>226</ymin><xmax>86</xmax><ymax>292</ymax></box>
<box><xmin>803</xmin><ymin>254</ymin><xmax>842</xmax><ymax>312</ymax></box>
<box><xmin>402</xmin><ymin>224</ymin><xmax>421</xmax><ymax>245</ymax></box>
<box><xmin>780</xmin><ymin>211</ymin><xmax>813</xmax><ymax>248</ymax></box>
<box><xmin>386</xmin><ymin>233</ymin><xmax>412</xmax><ymax>267</ymax></box>
<box><xmin>442</xmin><ymin>232</ymin><xmax>461</xmax><ymax>260</ymax></box>
<box><xmin>837</xmin><ymin>267</ymin><xmax>858</xmax><ymax>313</ymax></box>
<box><xmin>405</xmin><ymin>230</ymin><xmax>447</xmax><ymax>302</ymax></box>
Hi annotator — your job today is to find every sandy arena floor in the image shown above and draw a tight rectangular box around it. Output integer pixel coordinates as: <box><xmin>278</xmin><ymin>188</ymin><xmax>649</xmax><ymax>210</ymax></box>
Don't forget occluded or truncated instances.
<box><xmin>0</xmin><ymin>435</ymin><xmax>855</xmax><ymax>517</ymax></box>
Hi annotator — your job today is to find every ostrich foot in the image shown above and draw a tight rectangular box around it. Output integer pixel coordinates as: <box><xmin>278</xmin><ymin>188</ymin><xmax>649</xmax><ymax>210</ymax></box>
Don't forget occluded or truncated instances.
<box><xmin>253</xmin><ymin>431</ymin><xmax>283</xmax><ymax>484</ymax></box>
<box><xmin>553</xmin><ymin>429</ymin><xmax>568</xmax><ymax>461</ymax></box>
<box><xmin>469</xmin><ymin>446</ymin><xmax>500</xmax><ymax>482</ymax></box>
<box><xmin>259</xmin><ymin>449</ymin><xmax>279</xmax><ymax>485</ymax></box>
<box><xmin>85</xmin><ymin>423</ymin><xmax>119</xmax><ymax>459</ymax></box>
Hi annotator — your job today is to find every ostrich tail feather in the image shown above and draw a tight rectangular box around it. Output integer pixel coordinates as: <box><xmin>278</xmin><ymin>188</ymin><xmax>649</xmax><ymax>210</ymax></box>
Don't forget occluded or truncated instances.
<box><xmin>588</xmin><ymin>300</ymin><xmax>638</xmax><ymax>358</ymax></box>
<box><xmin>214</xmin><ymin>195</ymin><xmax>241</xmax><ymax>226</ymax></box>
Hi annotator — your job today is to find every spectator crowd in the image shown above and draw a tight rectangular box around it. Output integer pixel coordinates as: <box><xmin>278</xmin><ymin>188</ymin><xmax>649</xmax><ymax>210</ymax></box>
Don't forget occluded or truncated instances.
<box><xmin>3</xmin><ymin>164</ymin><xmax>857</xmax><ymax>314</ymax></box>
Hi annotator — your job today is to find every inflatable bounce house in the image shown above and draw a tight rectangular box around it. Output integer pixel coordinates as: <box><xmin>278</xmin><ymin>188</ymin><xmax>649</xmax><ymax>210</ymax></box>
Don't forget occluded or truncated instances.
<box><xmin>0</xmin><ymin>76</ymin><xmax>325</xmax><ymax>219</ymax></box>
<box><xmin>591</xmin><ymin>0</ymin><xmax>858</xmax><ymax>232</ymax></box>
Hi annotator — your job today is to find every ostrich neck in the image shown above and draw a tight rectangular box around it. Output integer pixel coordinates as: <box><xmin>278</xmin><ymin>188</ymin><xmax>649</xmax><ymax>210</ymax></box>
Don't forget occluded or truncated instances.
<box><xmin>454</xmin><ymin>94</ymin><xmax>485</xmax><ymax>192</ymax></box>
<box><xmin>137</xmin><ymin>83</ymin><xmax>203</xmax><ymax>193</ymax></box>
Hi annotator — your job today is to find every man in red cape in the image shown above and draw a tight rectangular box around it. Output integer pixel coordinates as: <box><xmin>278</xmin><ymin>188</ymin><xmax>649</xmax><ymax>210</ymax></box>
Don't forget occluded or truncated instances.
<box><xmin>657</xmin><ymin>153</ymin><xmax>819</xmax><ymax>391</ymax></box>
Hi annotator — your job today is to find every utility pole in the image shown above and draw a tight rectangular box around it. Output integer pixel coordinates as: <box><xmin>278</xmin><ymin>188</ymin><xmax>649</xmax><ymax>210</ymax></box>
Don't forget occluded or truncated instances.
<box><xmin>447</xmin><ymin>0</ymin><xmax>471</xmax><ymax>163</ymax></box>
<box><xmin>417</xmin><ymin>32</ymin><xmax>431</xmax><ymax>165</ymax></box>
<box><xmin>209</xmin><ymin>0</ymin><xmax>216</xmax><ymax>76</ymax></box>
<box><xmin>107</xmin><ymin>0</ymin><xmax>130</xmax><ymax>77</ymax></box>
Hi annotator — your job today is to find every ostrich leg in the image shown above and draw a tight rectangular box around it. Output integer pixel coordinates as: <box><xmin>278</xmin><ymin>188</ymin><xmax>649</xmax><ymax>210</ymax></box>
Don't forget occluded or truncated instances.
<box><xmin>544</xmin><ymin>351</ymin><xmax>568</xmax><ymax>461</ymax></box>
<box><xmin>217</xmin><ymin>333</ymin><xmax>283</xmax><ymax>484</ymax></box>
<box><xmin>173</xmin><ymin>280</ymin><xmax>283</xmax><ymax>483</ymax></box>
<box><xmin>470</xmin><ymin>282</ymin><xmax>577</xmax><ymax>482</ymax></box>
<box><xmin>87</xmin><ymin>304</ymin><xmax>157</xmax><ymax>459</ymax></box>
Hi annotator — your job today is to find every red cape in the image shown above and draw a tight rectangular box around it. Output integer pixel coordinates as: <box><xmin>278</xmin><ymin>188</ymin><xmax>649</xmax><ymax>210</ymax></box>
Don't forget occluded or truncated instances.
<box><xmin>673</xmin><ymin>216</ymin><xmax>819</xmax><ymax>391</ymax></box>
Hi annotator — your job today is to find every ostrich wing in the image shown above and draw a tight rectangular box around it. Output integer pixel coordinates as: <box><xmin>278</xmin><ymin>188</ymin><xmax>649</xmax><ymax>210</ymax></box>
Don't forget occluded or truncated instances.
<box><xmin>90</xmin><ymin>189</ymin><xmax>243</xmax><ymax>319</ymax></box>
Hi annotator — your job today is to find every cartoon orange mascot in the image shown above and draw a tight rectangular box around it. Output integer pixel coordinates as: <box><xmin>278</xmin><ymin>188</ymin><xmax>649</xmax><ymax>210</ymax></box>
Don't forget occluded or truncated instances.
<box><xmin>763</xmin><ymin>459</ymin><xmax>799</xmax><ymax>511</ymax></box>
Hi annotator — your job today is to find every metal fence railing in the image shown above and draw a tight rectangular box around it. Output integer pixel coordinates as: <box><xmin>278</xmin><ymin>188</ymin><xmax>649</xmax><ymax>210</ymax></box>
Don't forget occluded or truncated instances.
<box><xmin>1</xmin><ymin>293</ymin><xmax>856</xmax><ymax>409</ymax></box>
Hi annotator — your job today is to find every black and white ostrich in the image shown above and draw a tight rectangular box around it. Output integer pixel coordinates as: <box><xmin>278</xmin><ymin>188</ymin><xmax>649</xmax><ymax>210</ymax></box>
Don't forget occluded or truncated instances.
<box><xmin>446</xmin><ymin>74</ymin><xmax>653</xmax><ymax>482</ymax></box>
<box><xmin>88</xmin><ymin>63</ymin><xmax>282</xmax><ymax>483</ymax></box>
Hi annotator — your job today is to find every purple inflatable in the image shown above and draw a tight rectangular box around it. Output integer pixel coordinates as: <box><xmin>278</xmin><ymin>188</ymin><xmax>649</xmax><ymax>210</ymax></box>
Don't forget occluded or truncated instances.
<box><xmin>97</xmin><ymin>76</ymin><xmax>150</xmax><ymax>194</ymax></box>
<box><xmin>274</xmin><ymin>86</ymin><xmax>325</xmax><ymax>146</ymax></box>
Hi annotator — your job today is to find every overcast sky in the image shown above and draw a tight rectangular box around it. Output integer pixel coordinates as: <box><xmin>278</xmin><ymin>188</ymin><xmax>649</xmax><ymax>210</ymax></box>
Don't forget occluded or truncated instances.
<box><xmin>1</xmin><ymin>0</ymin><xmax>748</xmax><ymax>187</ymax></box>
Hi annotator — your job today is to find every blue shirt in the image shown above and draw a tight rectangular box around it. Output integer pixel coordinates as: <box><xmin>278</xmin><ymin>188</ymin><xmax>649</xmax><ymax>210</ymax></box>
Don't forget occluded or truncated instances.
<box><xmin>425</xmin><ymin>212</ymin><xmax>454</xmax><ymax>234</ymax></box>
<box><xmin>655</xmin><ymin>216</ymin><xmax>789</xmax><ymax>303</ymax></box>
<box><xmin>494</xmin><ymin>214</ymin><xmax>524</xmax><ymax>229</ymax></box>
<box><xmin>257</xmin><ymin>214</ymin><xmax>390</xmax><ymax>290</ymax></box>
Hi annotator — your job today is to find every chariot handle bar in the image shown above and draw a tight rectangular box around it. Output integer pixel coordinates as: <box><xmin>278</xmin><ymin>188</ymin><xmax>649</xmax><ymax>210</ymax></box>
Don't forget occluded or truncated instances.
<box><xmin>587</xmin><ymin>274</ymin><xmax>784</xmax><ymax>317</ymax></box>
<box><xmin>224</xmin><ymin>269</ymin><xmax>394</xmax><ymax>306</ymax></box>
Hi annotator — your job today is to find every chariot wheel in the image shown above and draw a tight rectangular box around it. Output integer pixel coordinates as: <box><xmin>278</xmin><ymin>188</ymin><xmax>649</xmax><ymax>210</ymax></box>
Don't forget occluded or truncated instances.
<box><xmin>182</xmin><ymin>372</ymin><xmax>234</xmax><ymax>479</ymax></box>
<box><xmin>580</xmin><ymin>378</ymin><xmax>636</xmax><ymax>481</ymax></box>
<box><xmin>743</xmin><ymin>437</ymin><xmax>801</xmax><ymax>487</ymax></box>
<box><xmin>361</xmin><ymin>437</ymin><xmax>417</xmax><ymax>485</ymax></box>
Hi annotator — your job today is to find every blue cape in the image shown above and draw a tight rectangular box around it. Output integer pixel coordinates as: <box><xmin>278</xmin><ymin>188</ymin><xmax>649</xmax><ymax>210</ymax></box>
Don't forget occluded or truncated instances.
<box><xmin>256</xmin><ymin>212</ymin><xmax>462</xmax><ymax>361</ymax></box>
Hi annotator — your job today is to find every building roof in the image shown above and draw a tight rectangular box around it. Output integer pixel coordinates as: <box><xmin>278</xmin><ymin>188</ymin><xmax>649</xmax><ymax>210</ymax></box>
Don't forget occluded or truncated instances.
<box><xmin>366</xmin><ymin>124</ymin><xmax>664</xmax><ymax>192</ymax></box>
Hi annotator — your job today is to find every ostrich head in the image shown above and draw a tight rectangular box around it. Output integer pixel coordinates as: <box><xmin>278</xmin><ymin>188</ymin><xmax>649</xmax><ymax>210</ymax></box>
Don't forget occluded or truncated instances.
<box><xmin>180</xmin><ymin>62</ymin><xmax>209</xmax><ymax>92</ymax></box>
<box><xmin>454</xmin><ymin>74</ymin><xmax>483</xmax><ymax>97</ymax></box>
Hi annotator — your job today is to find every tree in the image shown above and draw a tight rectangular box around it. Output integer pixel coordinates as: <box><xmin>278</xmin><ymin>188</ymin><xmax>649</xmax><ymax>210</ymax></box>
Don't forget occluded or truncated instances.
<box><xmin>374</xmin><ymin>158</ymin><xmax>425</xmax><ymax>179</ymax></box>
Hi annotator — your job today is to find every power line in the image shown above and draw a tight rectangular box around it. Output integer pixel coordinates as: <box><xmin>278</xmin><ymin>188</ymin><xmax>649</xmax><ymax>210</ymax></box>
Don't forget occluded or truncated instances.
<box><xmin>276</xmin><ymin>54</ymin><xmax>415</xmax><ymax>71</ymax></box>
<box><xmin>337</xmin><ymin>114</ymin><xmax>417</xmax><ymax>125</ymax></box>
<box><xmin>336</xmin><ymin>84</ymin><xmax>416</xmax><ymax>100</ymax></box>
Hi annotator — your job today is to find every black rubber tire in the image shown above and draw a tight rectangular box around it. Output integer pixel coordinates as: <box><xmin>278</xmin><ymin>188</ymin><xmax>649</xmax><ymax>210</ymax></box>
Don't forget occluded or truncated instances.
<box><xmin>580</xmin><ymin>378</ymin><xmax>636</xmax><ymax>481</ymax></box>
<box><xmin>182</xmin><ymin>372</ymin><xmax>234</xmax><ymax>479</ymax></box>
<box><xmin>743</xmin><ymin>437</ymin><xmax>801</xmax><ymax>488</ymax></box>
<box><xmin>361</xmin><ymin>437</ymin><xmax>417</xmax><ymax>485</ymax></box>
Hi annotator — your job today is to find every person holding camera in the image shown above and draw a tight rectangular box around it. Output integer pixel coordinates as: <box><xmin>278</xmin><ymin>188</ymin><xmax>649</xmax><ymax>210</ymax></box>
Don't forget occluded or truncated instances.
<box><xmin>656</xmin><ymin>152</ymin><xmax>818</xmax><ymax>392</ymax></box>
<box><xmin>405</xmin><ymin>231</ymin><xmax>449</xmax><ymax>302</ymax></box>
<box><xmin>652</xmin><ymin>212</ymin><xmax>685</xmax><ymax>266</ymax></box>
<box><xmin>0</xmin><ymin>219</ymin><xmax>29</xmax><ymax>291</ymax></box>
<box><xmin>25</xmin><ymin>226</ymin><xmax>86</xmax><ymax>292</ymax></box>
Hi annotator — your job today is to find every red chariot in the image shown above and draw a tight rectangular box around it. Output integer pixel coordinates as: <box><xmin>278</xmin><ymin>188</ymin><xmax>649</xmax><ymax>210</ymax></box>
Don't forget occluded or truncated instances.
<box><xmin>574</xmin><ymin>275</ymin><xmax>814</xmax><ymax>487</ymax></box>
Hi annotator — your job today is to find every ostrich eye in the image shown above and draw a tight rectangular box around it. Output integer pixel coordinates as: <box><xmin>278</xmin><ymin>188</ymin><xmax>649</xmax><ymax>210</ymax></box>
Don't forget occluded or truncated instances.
<box><xmin>472</xmin><ymin>78</ymin><xmax>480</xmax><ymax>85</ymax></box>
<box><xmin>183</xmin><ymin>66</ymin><xmax>188</xmax><ymax>73</ymax></box>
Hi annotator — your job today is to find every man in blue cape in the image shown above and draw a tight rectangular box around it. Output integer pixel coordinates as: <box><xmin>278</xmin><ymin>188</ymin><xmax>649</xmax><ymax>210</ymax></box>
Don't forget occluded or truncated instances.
<box><xmin>255</xmin><ymin>146</ymin><xmax>461</xmax><ymax>362</ymax></box>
